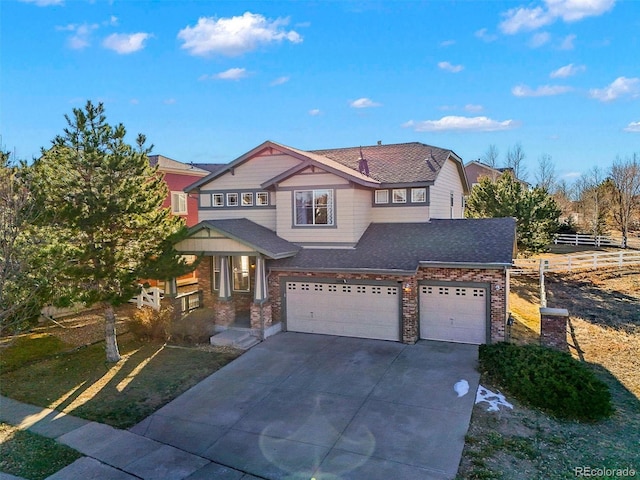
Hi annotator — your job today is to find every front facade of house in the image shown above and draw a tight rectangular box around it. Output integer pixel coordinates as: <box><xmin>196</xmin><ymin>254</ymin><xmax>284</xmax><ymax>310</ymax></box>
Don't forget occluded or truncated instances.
<box><xmin>175</xmin><ymin>141</ymin><xmax>516</xmax><ymax>345</ymax></box>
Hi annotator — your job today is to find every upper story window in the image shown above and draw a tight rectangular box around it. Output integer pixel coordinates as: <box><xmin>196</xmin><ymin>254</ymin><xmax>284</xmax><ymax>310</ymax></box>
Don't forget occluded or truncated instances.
<box><xmin>295</xmin><ymin>189</ymin><xmax>334</xmax><ymax>226</ymax></box>
<box><xmin>411</xmin><ymin>188</ymin><xmax>427</xmax><ymax>203</ymax></box>
<box><xmin>256</xmin><ymin>192</ymin><xmax>269</xmax><ymax>206</ymax></box>
<box><xmin>212</xmin><ymin>193</ymin><xmax>224</xmax><ymax>207</ymax></box>
<box><xmin>241</xmin><ymin>192</ymin><xmax>253</xmax><ymax>206</ymax></box>
<box><xmin>227</xmin><ymin>193</ymin><xmax>239</xmax><ymax>207</ymax></box>
<box><xmin>374</xmin><ymin>190</ymin><xmax>389</xmax><ymax>204</ymax></box>
<box><xmin>171</xmin><ymin>192</ymin><xmax>187</xmax><ymax>214</ymax></box>
<box><xmin>392</xmin><ymin>189</ymin><xmax>407</xmax><ymax>203</ymax></box>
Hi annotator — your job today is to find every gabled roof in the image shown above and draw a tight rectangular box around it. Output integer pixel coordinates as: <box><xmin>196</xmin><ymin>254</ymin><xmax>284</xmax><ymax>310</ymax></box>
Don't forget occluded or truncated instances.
<box><xmin>311</xmin><ymin>142</ymin><xmax>465</xmax><ymax>186</ymax></box>
<box><xmin>148</xmin><ymin>155</ymin><xmax>209</xmax><ymax>176</ymax></box>
<box><xmin>269</xmin><ymin>218</ymin><xmax>516</xmax><ymax>273</ymax></box>
<box><xmin>188</xmin><ymin>219</ymin><xmax>300</xmax><ymax>259</ymax></box>
<box><xmin>185</xmin><ymin>140</ymin><xmax>468</xmax><ymax>192</ymax></box>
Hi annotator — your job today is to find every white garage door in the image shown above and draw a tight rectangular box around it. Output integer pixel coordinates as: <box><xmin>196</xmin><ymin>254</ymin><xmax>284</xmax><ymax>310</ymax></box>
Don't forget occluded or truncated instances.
<box><xmin>419</xmin><ymin>284</ymin><xmax>487</xmax><ymax>344</ymax></box>
<box><xmin>286</xmin><ymin>281</ymin><xmax>400</xmax><ymax>341</ymax></box>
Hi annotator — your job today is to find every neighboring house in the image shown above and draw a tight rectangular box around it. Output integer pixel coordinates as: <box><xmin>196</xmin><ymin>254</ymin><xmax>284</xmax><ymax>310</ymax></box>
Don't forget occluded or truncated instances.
<box><xmin>148</xmin><ymin>155</ymin><xmax>214</xmax><ymax>288</ymax></box>
<box><xmin>464</xmin><ymin>160</ymin><xmax>528</xmax><ymax>188</ymax></box>
<box><xmin>174</xmin><ymin>141</ymin><xmax>516</xmax><ymax>345</ymax></box>
<box><xmin>149</xmin><ymin>154</ymin><xmax>211</xmax><ymax>227</ymax></box>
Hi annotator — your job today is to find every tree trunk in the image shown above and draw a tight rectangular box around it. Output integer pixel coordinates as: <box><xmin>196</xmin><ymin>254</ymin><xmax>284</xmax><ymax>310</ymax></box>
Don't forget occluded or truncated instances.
<box><xmin>104</xmin><ymin>304</ymin><xmax>121</xmax><ymax>362</ymax></box>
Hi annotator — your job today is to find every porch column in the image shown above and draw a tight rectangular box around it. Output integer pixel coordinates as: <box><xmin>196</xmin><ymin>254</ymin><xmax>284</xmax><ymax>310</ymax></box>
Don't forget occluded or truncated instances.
<box><xmin>253</xmin><ymin>255</ymin><xmax>268</xmax><ymax>303</ymax></box>
<box><xmin>218</xmin><ymin>255</ymin><xmax>231</xmax><ymax>300</ymax></box>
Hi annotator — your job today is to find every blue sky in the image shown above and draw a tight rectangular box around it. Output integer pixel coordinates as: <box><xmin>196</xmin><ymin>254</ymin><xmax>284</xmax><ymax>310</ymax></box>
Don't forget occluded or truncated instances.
<box><xmin>2</xmin><ymin>0</ymin><xmax>639</xmax><ymax>182</ymax></box>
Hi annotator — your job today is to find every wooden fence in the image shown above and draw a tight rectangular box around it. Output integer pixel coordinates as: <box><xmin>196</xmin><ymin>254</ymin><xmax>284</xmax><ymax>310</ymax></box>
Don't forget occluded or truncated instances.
<box><xmin>513</xmin><ymin>250</ymin><xmax>640</xmax><ymax>274</ymax></box>
<box><xmin>554</xmin><ymin>233</ymin><xmax>640</xmax><ymax>249</ymax></box>
<box><xmin>175</xmin><ymin>290</ymin><xmax>203</xmax><ymax>316</ymax></box>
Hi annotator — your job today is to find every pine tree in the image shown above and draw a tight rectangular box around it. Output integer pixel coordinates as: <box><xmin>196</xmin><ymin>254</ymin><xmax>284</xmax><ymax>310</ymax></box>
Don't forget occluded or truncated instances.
<box><xmin>466</xmin><ymin>173</ymin><xmax>561</xmax><ymax>254</ymax></box>
<box><xmin>30</xmin><ymin>101</ymin><xmax>192</xmax><ymax>361</ymax></box>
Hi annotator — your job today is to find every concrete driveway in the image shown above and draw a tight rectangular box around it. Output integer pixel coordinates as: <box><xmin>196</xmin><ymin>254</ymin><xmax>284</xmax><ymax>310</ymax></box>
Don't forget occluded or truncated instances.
<box><xmin>131</xmin><ymin>332</ymin><xmax>479</xmax><ymax>480</ymax></box>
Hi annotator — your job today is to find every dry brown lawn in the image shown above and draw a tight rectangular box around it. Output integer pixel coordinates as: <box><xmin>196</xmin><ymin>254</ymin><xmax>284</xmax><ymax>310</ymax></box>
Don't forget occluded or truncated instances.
<box><xmin>459</xmin><ymin>261</ymin><xmax>640</xmax><ymax>479</ymax></box>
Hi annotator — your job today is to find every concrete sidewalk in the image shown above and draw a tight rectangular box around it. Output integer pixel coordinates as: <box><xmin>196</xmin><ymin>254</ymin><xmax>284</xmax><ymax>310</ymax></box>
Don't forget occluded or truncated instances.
<box><xmin>0</xmin><ymin>395</ymin><xmax>261</xmax><ymax>479</ymax></box>
<box><xmin>0</xmin><ymin>396</ymin><xmax>259</xmax><ymax>480</ymax></box>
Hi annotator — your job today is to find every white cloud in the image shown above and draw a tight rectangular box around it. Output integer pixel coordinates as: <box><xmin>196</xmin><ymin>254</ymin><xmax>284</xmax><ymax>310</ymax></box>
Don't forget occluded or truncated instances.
<box><xmin>130</xmin><ymin>99</ymin><xmax>139</xmax><ymax>105</ymax></box>
<box><xmin>500</xmin><ymin>6</ymin><xmax>551</xmax><ymax>34</ymax></box>
<box><xmin>624</xmin><ymin>121</ymin><xmax>640</xmax><ymax>132</ymax></box>
<box><xmin>465</xmin><ymin>104</ymin><xmax>484</xmax><ymax>112</ymax></box>
<box><xmin>270</xmin><ymin>76</ymin><xmax>290</xmax><ymax>86</ymax></box>
<box><xmin>475</xmin><ymin>28</ymin><xmax>498</xmax><ymax>42</ymax></box>
<box><xmin>500</xmin><ymin>0</ymin><xmax>616</xmax><ymax>34</ymax></box>
<box><xmin>550</xmin><ymin>63</ymin><xmax>585</xmax><ymax>78</ymax></box>
<box><xmin>546</xmin><ymin>0</ymin><xmax>616</xmax><ymax>22</ymax></box>
<box><xmin>529</xmin><ymin>31</ymin><xmax>551</xmax><ymax>48</ymax></box>
<box><xmin>309</xmin><ymin>109</ymin><xmax>321</xmax><ymax>116</ymax></box>
<box><xmin>402</xmin><ymin>116</ymin><xmax>519</xmax><ymax>132</ymax></box>
<box><xmin>440</xmin><ymin>39</ymin><xmax>456</xmax><ymax>47</ymax></box>
<box><xmin>104</xmin><ymin>16</ymin><xmax>118</xmax><ymax>27</ymax></box>
<box><xmin>163</xmin><ymin>98</ymin><xmax>176</xmax><ymax>105</ymax></box>
<box><xmin>213</xmin><ymin>68</ymin><xmax>249</xmax><ymax>80</ymax></box>
<box><xmin>102</xmin><ymin>33</ymin><xmax>151</xmax><ymax>54</ymax></box>
<box><xmin>57</xmin><ymin>23</ymin><xmax>99</xmax><ymax>50</ymax></box>
<box><xmin>177</xmin><ymin>12</ymin><xmax>302</xmax><ymax>57</ymax></box>
<box><xmin>350</xmin><ymin>97</ymin><xmax>382</xmax><ymax>108</ymax></box>
<box><xmin>559</xmin><ymin>33</ymin><xmax>576</xmax><ymax>50</ymax></box>
<box><xmin>512</xmin><ymin>84</ymin><xmax>572</xmax><ymax>97</ymax></box>
<box><xmin>438</xmin><ymin>61</ymin><xmax>464</xmax><ymax>73</ymax></box>
<box><xmin>589</xmin><ymin>76</ymin><xmax>640</xmax><ymax>102</ymax></box>
<box><xmin>19</xmin><ymin>0</ymin><xmax>63</xmax><ymax>6</ymax></box>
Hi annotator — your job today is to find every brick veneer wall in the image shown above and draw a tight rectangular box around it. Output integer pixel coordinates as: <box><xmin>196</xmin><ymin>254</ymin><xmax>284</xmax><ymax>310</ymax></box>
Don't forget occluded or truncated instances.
<box><xmin>268</xmin><ymin>267</ymin><xmax>508</xmax><ymax>344</ymax></box>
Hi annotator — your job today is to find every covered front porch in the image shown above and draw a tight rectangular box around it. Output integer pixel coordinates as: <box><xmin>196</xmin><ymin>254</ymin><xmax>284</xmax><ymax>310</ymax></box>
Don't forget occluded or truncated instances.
<box><xmin>174</xmin><ymin>219</ymin><xmax>300</xmax><ymax>340</ymax></box>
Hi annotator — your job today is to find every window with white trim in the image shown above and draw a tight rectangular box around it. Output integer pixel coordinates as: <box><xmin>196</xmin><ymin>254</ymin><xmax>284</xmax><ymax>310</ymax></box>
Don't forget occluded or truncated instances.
<box><xmin>212</xmin><ymin>193</ymin><xmax>224</xmax><ymax>207</ymax></box>
<box><xmin>411</xmin><ymin>188</ymin><xmax>426</xmax><ymax>203</ymax></box>
<box><xmin>241</xmin><ymin>192</ymin><xmax>253</xmax><ymax>206</ymax></box>
<box><xmin>227</xmin><ymin>193</ymin><xmax>238</xmax><ymax>207</ymax></box>
<box><xmin>392</xmin><ymin>189</ymin><xmax>407</xmax><ymax>203</ymax></box>
<box><xmin>256</xmin><ymin>192</ymin><xmax>269</xmax><ymax>206</ymax></box>
<box><xmin>374</xmin><ymin>189</ymin><xmax>389</xmax><ymax>204</ymax></box>
<box><xmin>294</xmin><ymin>189</ymin><xmax>334</xmax><ymax>225</ymax></box>
<box><xmin>171</xmin><ymin>192</ymin><xmax>187</xmax><ymax>214</ymax></box>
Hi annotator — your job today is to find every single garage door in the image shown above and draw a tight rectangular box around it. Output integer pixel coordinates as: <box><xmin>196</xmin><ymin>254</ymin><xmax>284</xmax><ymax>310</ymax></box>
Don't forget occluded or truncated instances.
<box><xmin>286</xmin><ymin>281</ymin><xmax>400</xmax><ymax>341</ymax></box>
<box><xmin>419</xmin><ymin>284</ymin><xmax>487</xmax><ymax>344</ymax></box>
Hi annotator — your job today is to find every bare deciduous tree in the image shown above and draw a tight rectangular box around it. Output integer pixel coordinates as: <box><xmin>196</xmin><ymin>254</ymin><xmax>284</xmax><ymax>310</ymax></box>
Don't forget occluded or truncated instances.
<box><xmin>608</xmin><ymin>153</ymin><xmax>640</xmax><ymax>248</ymax></box>
<box><xmin>575</xmin><ymin>167</ymin><xmax>609</xmax><ymax>236</ymax></box>
<box><xmin>506</xmin><ymin>142</ymin><xmax>528</xmax><ymax>181</ymax></box>
<box><xmin>535</xmin><ymin>153</ymin><xmax>556</xmax><ymax>192</ymax></box>
<box><xmin>481</xmin><ymin>144</ymin><xmax>499</xmax><ymax>168</ymax></box>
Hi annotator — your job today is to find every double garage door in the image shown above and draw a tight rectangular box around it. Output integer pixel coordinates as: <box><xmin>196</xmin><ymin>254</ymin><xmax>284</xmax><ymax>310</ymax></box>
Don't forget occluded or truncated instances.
<box><xmin>285</xmin><ymin>281</ymin><xmax>401</xmax><ymax>341</ymax></box>
<box><xmin>285</xmin><ymin>280</ymin><xmax>488</xmax><ymax>344</ymax></box>
<box><xmin>419</xmin><ymin>284</ymin><xmax>488</xmax><ymax>344</ymax></box>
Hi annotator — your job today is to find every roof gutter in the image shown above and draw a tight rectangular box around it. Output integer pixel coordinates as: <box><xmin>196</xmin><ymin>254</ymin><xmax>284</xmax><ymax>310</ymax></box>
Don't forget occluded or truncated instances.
<box><xmin>418</xmin><ymin>261</ymin><xmax>513</xmax><ymax>269</ymax></box>
<box><xmin>267</xmin><ymin>266</ymin><xmax>416</xmax><ymax>276</ymax></box>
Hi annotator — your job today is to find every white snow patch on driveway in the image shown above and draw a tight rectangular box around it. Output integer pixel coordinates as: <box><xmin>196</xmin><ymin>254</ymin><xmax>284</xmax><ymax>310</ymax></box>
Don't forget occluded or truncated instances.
<box><xmin>454</xmin><ymin>379</ymin><xmax>470</xmax><ymax>397</ymax></box>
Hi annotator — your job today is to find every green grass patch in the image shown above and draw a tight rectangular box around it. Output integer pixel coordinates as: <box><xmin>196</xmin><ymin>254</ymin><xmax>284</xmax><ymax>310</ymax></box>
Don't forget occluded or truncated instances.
<box><xmin>479</xmin><ymin>343</ymin><xmax>613</xmax><ymax>421</ymax></box>
<box><xmin>0</xmin><ymin>335</ymin><xmax>70</xmax><ymax>374</ymax></box>
<box><xmin>0</xmin><ymin>335</ymin><xmax>241</xmax><ymax>429</ymax></box>
<box><xmin>0</xmin><ymin>422</ymin><xmax>82</xmax><ymax>480</ymax></box>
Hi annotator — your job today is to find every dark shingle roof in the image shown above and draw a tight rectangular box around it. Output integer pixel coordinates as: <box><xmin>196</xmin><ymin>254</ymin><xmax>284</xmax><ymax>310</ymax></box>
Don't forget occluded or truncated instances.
<box><xmin>269</xmin><ymin>218</ymin><xmax>516</xmax><ymax>272</ymax></box>
<box><xmin>310</xmin><ymin>142</ymin><xmax>456</xmax><ymax>184</ymax></box>
<box><xmin>199</xmin><ymin>219</ymin><xmax>300</xmax><ymax>259</ymax></box>
<box><xmin>195</xmin><ymin>163</ymin><xmax>227</xmax><ymax>174</ymax></box>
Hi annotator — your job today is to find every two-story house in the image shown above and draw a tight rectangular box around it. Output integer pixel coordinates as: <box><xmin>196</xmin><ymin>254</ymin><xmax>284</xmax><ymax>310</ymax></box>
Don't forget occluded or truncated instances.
<box><xmin>174</xmin><ymin>141</ymin><xmax>516</xmax><ymax>345</ymax></box>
